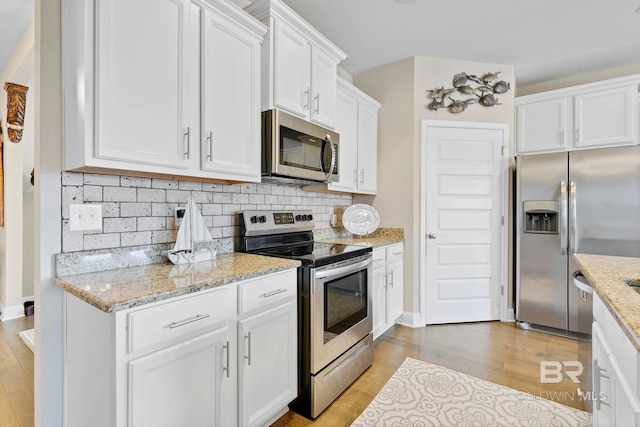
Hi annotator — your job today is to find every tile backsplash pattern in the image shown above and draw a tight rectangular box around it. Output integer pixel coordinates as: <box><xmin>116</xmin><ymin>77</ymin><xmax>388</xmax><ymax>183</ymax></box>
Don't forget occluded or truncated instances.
<box><xmin>62</xmin><ymin>172</ymin><xmax>352</xmax><ymax>253</ymax></box>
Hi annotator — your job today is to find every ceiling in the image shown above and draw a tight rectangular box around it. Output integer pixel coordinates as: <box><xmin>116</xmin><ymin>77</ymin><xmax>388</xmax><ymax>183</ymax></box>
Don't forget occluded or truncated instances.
<box><xmin>2</xmin><ymin>1</ymin><xmax>639</xmax><ymax>89</ymax></box>
<box><xmin>282</xmin><ymin>0</ymin><xmax>640</xmax><ymax>88</ymax></box>
<box><xmin>0</xmin><ymin>0</ymin><xmax>33</xmax><ymax>74</ymax></box>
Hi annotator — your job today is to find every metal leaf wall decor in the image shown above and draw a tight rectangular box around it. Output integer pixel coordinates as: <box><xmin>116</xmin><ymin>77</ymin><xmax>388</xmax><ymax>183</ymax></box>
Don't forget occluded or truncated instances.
<box><xmin>427</xmin><ymin>72</ymin><xmax>510</xmax><ymax>114</ymax></box>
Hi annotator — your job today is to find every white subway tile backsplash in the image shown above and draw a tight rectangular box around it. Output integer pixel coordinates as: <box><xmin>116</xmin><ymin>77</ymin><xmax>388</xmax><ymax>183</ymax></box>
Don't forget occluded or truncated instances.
<box><xmin>104</xmin><ymin>186</ymin><xmax>136</xmax><ymax>202</ymax></box>
<box><xmin>61</xmin><ymin>171</ymin><xmax>352</xmax><ymax>253</ymax></box>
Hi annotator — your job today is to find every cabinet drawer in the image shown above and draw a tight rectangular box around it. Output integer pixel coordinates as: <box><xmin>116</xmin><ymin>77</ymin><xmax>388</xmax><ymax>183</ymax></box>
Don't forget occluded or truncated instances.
<box><xmin>128</xmin><ymin>286</ymin><xmax>232</xmax><ymax>354</ymax></box>
<box><xmin>238</xmin><ymin>270</ymin><xmax>297</xmax><ymax>314</ymax></box>
<box><xmin>372</xmin><ymin>247</ymin><xmax>386</xmax><ymax>268</ymax></box>
<box><xmin>386</xmin><ymin>243</ymin><xmax>404</xmax><ymax>264</ymax></box>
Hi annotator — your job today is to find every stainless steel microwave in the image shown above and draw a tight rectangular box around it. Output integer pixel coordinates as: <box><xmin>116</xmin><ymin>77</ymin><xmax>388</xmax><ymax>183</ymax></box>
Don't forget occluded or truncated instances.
<box><xmin>262</xmin><ymin>109</ymin><xmax>339</xmax><ymax>183</ymax></box>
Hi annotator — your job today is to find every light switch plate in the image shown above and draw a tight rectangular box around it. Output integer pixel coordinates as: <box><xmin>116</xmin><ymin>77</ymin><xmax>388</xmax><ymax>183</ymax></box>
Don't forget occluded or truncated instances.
<box><xmin>69</xmin><ymin>204</ymin><xmax>103</xmax><ymax>231</ymax></box>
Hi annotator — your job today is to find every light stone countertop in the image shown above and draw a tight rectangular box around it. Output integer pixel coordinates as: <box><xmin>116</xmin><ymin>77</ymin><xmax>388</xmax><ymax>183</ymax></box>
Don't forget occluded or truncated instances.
<box><xmin>319</xmin><ymin>228</ymin><xmax>404</xmax><ymax>248</ymax></box>
<box><xmin>573</xmin><ymin>253</ymin><xmax>640</xmax><ymax>351</ymax></box>
<box><xmin>53</xmin><ymin>252</ymin><xmax>301</xmax><ymax>313</ymax></box>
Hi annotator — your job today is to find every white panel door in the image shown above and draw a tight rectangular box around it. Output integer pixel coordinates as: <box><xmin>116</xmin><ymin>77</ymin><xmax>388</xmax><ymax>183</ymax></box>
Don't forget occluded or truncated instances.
<box><xmin>238</xmin><ymin>301</ymin><xmax>297</xmax><ymax>427</ymax></box>
<box><xmin>356</xmin><ymin>103</ymin><xmax>379</xmax><ymax>194</ymax></box>
<box><xmin>95</xmin><ymin>0</ymin><xmax>191</xmax><ymax>170</ymax></box>
<box><xmin>516</xmin><ymin>98</ymin><xmax>569</xmax><ymax>154</ymax></box>
<box><xmin>310</xmin><ymin>47</ymin><xmax>337</xmax><ymax>128</ymax></box>
<box><xmin>273</xmin><ymin>20</ymin><xmax>310</xmax><ymax>118</ymax></box>
<box><xmin>201</xmin><ymin>6</ymin><xmax>261</xmax><ymax>180</ymax></box>
<box><xmin>329</xmin><ymin>87</ymin><xmax>358</xmax><ymax>192</ymax></box>
<box><xmin>425</xmin><ymin>124</ymin><xmax>506</xmax><ymax>324</ymax></box>
<box><xmin>128</xmin><ymin>327</ymin><xmax>229</xmax><ymax>427</ymax></box>
<box><xmin>574</xmin><ymin>86</ymin><xmax>637</xmax><ymax>149</ymax></box>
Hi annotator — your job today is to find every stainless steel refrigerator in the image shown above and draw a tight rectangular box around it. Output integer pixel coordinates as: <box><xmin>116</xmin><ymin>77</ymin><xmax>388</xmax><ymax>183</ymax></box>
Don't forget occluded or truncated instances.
<box><xmin>516</xmin><ymin>145</ymin><xmax>640</xmax><ymax>335</ymax></box>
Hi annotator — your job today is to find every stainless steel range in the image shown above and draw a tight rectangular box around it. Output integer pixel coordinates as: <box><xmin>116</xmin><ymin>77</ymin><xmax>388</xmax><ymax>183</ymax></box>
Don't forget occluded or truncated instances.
<box><xmin>239</xmin><ymin>210</ymin><xmax>373</xmax><ymax>419</ymax></box>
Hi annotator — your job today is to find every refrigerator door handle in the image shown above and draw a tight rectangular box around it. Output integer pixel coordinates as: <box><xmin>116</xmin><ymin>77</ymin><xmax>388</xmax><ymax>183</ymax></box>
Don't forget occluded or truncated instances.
<box><xmin>560</xmin><ymin>181</ymin><xmax>568</xmax><ymax>255</ymax></box>
<box><xmin>569</xmin><ymin>181</ymin><xmax>577</xmax><ymax>254</ymax></box>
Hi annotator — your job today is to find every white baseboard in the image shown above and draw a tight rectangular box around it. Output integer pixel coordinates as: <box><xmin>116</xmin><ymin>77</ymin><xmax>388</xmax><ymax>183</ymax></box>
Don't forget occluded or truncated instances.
<box><xmin>398</xmin><ymin>311</ymin><xmax>423</xmax><ymax>328</ymax></box>
<box><xmin>503</xmin><ymin>308</ymin><xmax>515</xmax><ymax>322</ymax></box>
<box><xmin>1</xmin><ymin>303</ymin><xmax>25</xmax><ymax>321</ymax></box>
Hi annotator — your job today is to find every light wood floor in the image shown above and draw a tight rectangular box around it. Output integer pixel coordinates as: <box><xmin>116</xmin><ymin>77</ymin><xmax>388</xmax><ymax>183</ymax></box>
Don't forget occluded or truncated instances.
<box><xmin>272</xmin><ymin>321</ymin><xmax>592</xmax><ymax>427</ymax></box>
<box><xmin>0</xmin><ymin>315</ymin><xmax>34</xmax><ymax>427</ymax></box>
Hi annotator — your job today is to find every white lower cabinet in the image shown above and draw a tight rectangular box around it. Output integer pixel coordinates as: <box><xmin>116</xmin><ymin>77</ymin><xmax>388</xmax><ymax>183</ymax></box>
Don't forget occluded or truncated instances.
<box><xmin>592</xmin><ymin>292</ymin><xmax>640</xmax><ymax>426</ymax></box>
<box><xmin>372</xmin><ymin>243</ymin><xmax>404</xmax><ymax>339</ymax></box>
<box><xmin>128</xmin><ymin>327</ymin><xmax>231</xmax><ymax>427</ymax></box>
<box><xmin>63</xmin><ymin>268</ymin><xmax>297</xmax><ymax>427</ymax></box>
<box><xmin>238</xmin><ymin>300</ymin><xmax>297</xmax><ymax>427</ymax></box>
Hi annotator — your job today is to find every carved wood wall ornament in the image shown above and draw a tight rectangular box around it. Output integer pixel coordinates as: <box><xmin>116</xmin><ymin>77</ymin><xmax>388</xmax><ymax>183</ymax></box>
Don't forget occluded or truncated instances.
<box><xmin>4</xmin><ymin>82</ymin><xmax>29</xmax><ymax>143</ymax></box>
<box><xmin>0</xmin><ymin>121</ymin><xmax>4</xmax><ymax>226</ymax></box>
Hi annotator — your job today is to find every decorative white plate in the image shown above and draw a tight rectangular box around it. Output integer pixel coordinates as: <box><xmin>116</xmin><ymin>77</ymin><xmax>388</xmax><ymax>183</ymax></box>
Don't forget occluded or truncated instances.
<box><xmin>343</xmin><ymin>204</ymin><xmax>380</xmax><ymax>236</ymax></box>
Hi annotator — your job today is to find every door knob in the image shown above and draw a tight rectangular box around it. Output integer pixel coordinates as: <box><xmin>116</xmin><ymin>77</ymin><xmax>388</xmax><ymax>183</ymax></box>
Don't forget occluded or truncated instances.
<box><xmin>428</xmin><ymin>233</ymin><xmax>437</xmax><ymax>239</ymax></box>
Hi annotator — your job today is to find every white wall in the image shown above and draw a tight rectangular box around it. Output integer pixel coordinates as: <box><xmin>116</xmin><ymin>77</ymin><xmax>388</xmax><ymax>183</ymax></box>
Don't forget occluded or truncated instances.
<box><xmin>354</xmin><ymin>56</ymin><xmax>515</xmax><ymax>324</ymax></box>
<box><xmin>517</xmin><ymin>63</ymin><xmax>640</xmax><ymax>96</ymax></box>
<box><xmin>35</xmin><ymin>0</ymin><xmax>64</xmax><ymax>424</ymax></box>
<box><xmin>0</xmin><ymin>19</ymin><xmax>34</xmax><ymax>318</ymax></box>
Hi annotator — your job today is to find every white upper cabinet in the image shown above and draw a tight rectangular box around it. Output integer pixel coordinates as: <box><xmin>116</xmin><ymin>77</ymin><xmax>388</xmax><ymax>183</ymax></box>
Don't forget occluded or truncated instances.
<box><xmin>516</xmin><ymin>76</ymin><xmax>639</xmax><ymax>154</ymax></box>
<box><xmin>200</xmin><ymin>5</ymin><xmax>263</xmax><ymax>180</ymax></box>
<box><xmin>574</xmin><ymin>86</ymin><xmax>636</xmax><ymax>149</ymax></box>
<box><xmin>328</xmin><ymin>77</ymin><xmax>381</xmax><ymax>195</ymax></box>
<box><xmin>245</xmin><ymin>0</ymin><xmax>347</xmax><ymax>130</ymax></box>
<box><xmin>63</xmin><ymin>0</ymin><xmax>266</xmax><ymax>182</ymax></box>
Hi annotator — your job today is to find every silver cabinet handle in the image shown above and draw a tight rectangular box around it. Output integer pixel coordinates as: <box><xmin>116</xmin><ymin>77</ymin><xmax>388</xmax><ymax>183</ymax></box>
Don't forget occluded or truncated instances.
<box><xmin>244</xmin><ymin>332</ymin><xmax>251</xmax><ymax>366</ymax></box>
<box><xmin>383</xmin><ymin>273</ymin><xmax>387</xmax><ymax>289</ymax></box>
<box><xmin>559</xmin><ymin>180</ymin><xmax>567</xmax><ymax>255</ymax></box>
<box><xmin>314</xmin><ymin>93</ymin><xmax>320</xmax><ymax>114</ymax></box>
<box><xmin>223</xmin><ymin>341</ymin><xmax>230</xmax><ymax>378</ymax></box>
<box><xmin>183</xmin><ymin>127</ymin><xmax>191</xmax><ymax>159</ymax></box>
<box><xmin>304</xmin><ymin>87</ymin><xmax>310</xmax><ymax>110</ymax></box>
<box><xmin>262</xmin><ymin>288</ymin><xmax>287</xmax><ymax>298</ymax></box>
<box><xmin>560</xmin><ymin>129</ymin><xmax>565</xmax><ymax>147</ymax></box>
<box><xmin>594</xmin><ymin>359</ymin><xmax>610</xmax><ymax>411</ymax></box>
<box><xmin>428</xmin><ymin>233</ymin><xmax>437</xmax><ymax>239</ymax></box>
<box><xmin>575</xmin><ymin>127</ymin><xmax>580</xmax><ymax>143</ymax></box>
<box><xmin>206</xmin><ymin>131</ymin><xmax>213</xmax><ymax>161</ymax></box>
<box><xmin>360</xmin><ymin>169</ymin><xmax>364</xmax><ymax>185</ymax></box>
<box><xmin>169</xmin><ymin>313</ymin><xmax>209</xmax><ymax>329</ymax></box>
<box><xmin>389</xmin><ymin>270</ymin><xmax>394</xmax><ymax>287</ymax></box>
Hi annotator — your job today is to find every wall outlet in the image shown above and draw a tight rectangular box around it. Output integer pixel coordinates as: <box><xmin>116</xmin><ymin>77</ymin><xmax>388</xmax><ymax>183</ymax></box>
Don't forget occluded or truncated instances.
<box><xmin>175</xmin><ymin>206</ymin><xmax>186</xmax><ymax>226</ymax></box>
<box><xmin>69</xmin><ymin>204</ymin><xmax>102</xmax><ymax>231</ymax></box>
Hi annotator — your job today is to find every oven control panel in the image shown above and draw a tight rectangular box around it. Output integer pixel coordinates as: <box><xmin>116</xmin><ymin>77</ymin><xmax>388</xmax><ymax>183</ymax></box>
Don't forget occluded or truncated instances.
<box><xmin>240</xmin><ymin>210</ymin><xmax>315</xmax><ymax>236</ymax></box>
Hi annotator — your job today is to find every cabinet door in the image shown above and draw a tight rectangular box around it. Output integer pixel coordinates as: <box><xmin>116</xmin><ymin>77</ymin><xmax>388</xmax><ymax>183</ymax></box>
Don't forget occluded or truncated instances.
<box><xmin>273</xmin><ymin>20</ymin><xmax>311</xmax><ymax>118</ymax></box>
<box><xmin>386</xmin><ymin>259</ymin><xmax>404</xmax><ymax>324</ymax></box>
<box><xmin>310</xmin><ymin>47</ymin><xmax>337</xmax><ymax>129</ymax></box>
<box><xmin>574</xmin><ymin>86</ymin><xmax>637</xmax><ymax>149</ymax></box>
<box><xmin>201</xmin><ymin>7</ymin><xmax>261</xmax><ymax>181</ymax></box>
<box><xmin>128</xmin><ymin>327</ymin><xmax>231</xmax><ymax>427</ymax></box>
<box><xmin>371</xmin><ymin>266</ymin><xmax>387</xmax><ymax>339</ymax></box>
<box><xmin>356</xmin><ymin>103</ymin><xmax>379</xmax><ymax>194</ymax></box>
<box><xmin>516</xmin><ymin>98</ymin><xmax>570</xmax><ymax>154</ymax></box>
<box><xmin>329</xmin><ymin>88</ymin><xmax>358</xmax><ymax>192</ymax></box>
<box><xmin>238</xmin><ymin>300</ymin><xmax>297</xmax><ymax>427</ymax></box>
<box><xmin>94</xmin><ymin>0</ymin><xmax>191</xmax><ymax>170</ymax></box>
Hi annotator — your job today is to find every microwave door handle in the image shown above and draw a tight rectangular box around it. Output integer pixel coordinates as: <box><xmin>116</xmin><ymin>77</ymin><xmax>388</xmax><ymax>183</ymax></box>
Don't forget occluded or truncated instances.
<box><xmin>320</xmin><ymin>135</ymin><xmax>337</xmax><ymax>182</ymax></box>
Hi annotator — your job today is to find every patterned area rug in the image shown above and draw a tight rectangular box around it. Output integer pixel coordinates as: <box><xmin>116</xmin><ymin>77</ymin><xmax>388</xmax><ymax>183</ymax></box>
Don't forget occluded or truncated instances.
<box><xmin>352</xmin><ymin>357</ymin><xmax>592</xmax><ymax>427</ymax></box>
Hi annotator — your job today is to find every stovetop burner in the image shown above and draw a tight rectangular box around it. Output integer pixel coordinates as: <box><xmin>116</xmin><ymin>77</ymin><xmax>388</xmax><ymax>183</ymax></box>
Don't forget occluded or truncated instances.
<box><xmin>238</xmin><ymin>210</ymin><xmax>372</xmax><ymax>267</ymax></box>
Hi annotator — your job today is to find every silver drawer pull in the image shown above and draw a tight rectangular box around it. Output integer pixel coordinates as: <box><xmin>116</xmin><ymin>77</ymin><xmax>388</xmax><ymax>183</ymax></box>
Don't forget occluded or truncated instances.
<box><xmin>262</xmin><ymin>288</ymin><xmax>287</xmax><ymax>298</ymax></box>
<box><xmin>168</xmin><ymin>313</ymin><xmax>210</xmax><ymax>329</ymax></box>
<box><xmin>373</xmin><ymin>258</ymin><xmax>385</xmax><ymax>263</ymax></box>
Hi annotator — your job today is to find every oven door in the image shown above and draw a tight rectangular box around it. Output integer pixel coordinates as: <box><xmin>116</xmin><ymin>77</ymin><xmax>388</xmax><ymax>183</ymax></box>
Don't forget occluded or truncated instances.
<box><xmin>310</xmin><ymin>254</ymin><xmax>372</xmax><ymax>374</ymax></box>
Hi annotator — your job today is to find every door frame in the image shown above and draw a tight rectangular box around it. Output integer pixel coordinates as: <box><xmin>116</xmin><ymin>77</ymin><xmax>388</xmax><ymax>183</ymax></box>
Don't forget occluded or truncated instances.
<box><xmin>419</xmin><ymin>120</ymin><xmax>510</xmax><ymax>324</ymax></box>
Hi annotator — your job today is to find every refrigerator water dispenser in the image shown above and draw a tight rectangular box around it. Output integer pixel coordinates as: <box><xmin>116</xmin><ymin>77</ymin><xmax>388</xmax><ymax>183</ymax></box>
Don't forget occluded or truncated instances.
<box><xmin>523</xmin><ymin>200</ymin><xmax>559</xmax><ymax>233</ymax></box>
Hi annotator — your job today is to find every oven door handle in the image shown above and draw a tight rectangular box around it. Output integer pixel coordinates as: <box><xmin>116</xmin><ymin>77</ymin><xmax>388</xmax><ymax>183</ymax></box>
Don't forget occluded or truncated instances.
<box><xmin>315</xmin><ymin>257</ymin><xmax>371</xmax><ymax>280</ymax></box>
